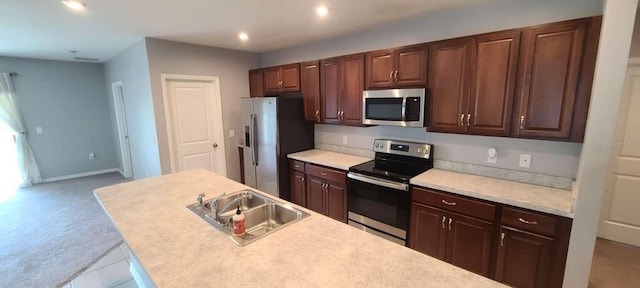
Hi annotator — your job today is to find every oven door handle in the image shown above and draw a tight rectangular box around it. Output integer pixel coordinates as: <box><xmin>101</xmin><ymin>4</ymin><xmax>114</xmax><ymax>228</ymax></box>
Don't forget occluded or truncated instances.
<box><xmin>347</xmin><ymin>172</ymin><xmax>409</xmax><ymax>191</ymax></box>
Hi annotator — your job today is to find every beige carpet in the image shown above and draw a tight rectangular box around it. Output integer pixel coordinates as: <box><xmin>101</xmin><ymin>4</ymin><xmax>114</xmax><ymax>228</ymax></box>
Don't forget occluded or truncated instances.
<box><xmin>589</xmin><ymin>237</ymin><xmax>640</xmax><ymax>287</ymax></box>
<box><xmin>0</xmin><ymin>172</ymin><xmax>130</xmax><ymax>288</ymax></box>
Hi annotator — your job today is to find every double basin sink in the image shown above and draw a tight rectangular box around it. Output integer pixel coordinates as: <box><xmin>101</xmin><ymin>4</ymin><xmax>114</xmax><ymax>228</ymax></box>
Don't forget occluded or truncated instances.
<box><xmin>186</xmin><ymin>189</ymin><xmax>309</xmax><ymax>246</ymax></box>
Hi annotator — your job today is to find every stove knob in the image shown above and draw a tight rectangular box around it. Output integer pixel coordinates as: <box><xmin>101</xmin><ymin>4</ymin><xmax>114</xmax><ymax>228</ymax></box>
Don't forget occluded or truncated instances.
<box><xmin>417</xmin><ymin>148</ymin><xmax>423</xmax><ymax>153</ymax></box>
<box><xmin>375</xmin><ymin>143</ymin><xmax>380</xmax><ymax>148</ymax></box>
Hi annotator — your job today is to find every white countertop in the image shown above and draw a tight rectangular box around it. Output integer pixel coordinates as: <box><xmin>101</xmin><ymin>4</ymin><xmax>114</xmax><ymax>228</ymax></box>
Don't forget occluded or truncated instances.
<box><xmin>288</xmin><ymin>149</ymin><xmax>371</xmax><ymax>170</ymax></box>
<box><xmin>411</xmin><ymin>169</ymin><xmax>575</xmax><ymax>218</ymax></box>
<box><xmin>95</xmin><ymin>169</ymin><xmax>505</xmax><ymax>288</ymax></box>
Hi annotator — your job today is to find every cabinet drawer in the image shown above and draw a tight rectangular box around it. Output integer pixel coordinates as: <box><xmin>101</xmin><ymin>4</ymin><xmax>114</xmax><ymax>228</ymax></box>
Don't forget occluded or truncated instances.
<box><xmin>501</xmin><ymin>207</ymin><xmax>557</xmax><ymax>237</ymax></box>
<box><xmin>412</xmin><ymin>187</ymin><xmax>495</xmax><ymax>221</ymax></box>
<box><xmin>305</xmin><ymin>163</ymin><xmax>345</xmax><ymax>184</ymax></box>
<box><xmin>289</xmin><ymin>160</ymin><xmax>305</xmax><ymax>173</ymax></box>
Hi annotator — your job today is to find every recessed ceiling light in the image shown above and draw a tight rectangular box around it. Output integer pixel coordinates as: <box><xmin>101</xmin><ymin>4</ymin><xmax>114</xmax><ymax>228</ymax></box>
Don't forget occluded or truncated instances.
<box><xmin>62</xmin><ymin>0</ymin><xmax>87</xmax><ymax>11</ymax></box>
<box><xmin>315</xmin><ymin>6</ymin><xmax>329</xmax><ymax>17</ymax></box>
<box><xmin>238</xmin><ymin>32</ymin><xmax>249</xmax><ymax>41</ymax></box>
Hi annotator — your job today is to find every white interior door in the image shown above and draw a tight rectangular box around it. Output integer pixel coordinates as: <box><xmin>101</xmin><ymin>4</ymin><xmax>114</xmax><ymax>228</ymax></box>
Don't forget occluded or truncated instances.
<box><xmin>165</xmin><ymin>77</ymin><xmax>226</xmax><ymax>175</ymax></box>
<box><xmin>599</xmin><ymin>59</ymin><xmax>640</xmax><ymax>247</ymax></box>
<box><xmin>112</xmin><ymin>82</ymin><xmax>133</xmax><ymax>178</ymax></box>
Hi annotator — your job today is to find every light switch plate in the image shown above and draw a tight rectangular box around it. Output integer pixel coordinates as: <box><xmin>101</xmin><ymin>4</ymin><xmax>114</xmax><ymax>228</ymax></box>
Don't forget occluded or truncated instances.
<box><xmin>519</xmin><ymin>154</ymin><xmax>532</xmax><ymax>168</ymax></box>
<box><xmin>229</xmin><ymin>130</ymin><xmax>235</xmax><ymax>137</ymax></box>
<box><xmin>36</xmin><ymin>127</ymin><xmax>43</xmax><ymax>134</ymax></box>
<box><xmin>342</xmin><ymin>135</ymin><xmax>348</xmax><ymax>145</ymax></box>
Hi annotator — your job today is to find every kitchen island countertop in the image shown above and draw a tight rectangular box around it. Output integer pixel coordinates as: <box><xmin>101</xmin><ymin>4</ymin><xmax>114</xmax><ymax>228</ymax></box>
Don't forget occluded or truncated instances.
<box><xmin>94</xmin><ymin>169</ymin><xmax>506</xmax><ymax>287</ymax></box>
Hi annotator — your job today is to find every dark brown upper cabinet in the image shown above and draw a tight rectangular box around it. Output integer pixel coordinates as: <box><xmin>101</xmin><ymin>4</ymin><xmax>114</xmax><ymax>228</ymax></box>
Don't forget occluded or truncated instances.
<box><xmin>321</xmin><ymin>54</ymin><xmax>365</xmax><ymax>126</ymax></box>
<box><xmin>514</xmin><ymin>18</ymin><xmax>589</xmax><ymax>140</ymax></box>
<box><xmin>263</xmin><ymin>63</ymin><xmax>301</xmax><ymax>94</ymax></box>
<box><xmin>301</xmin><ymin>61</ymin><xmax>321</xmax><ymax>123</ymax></box>
<box><xmin>428</xmin><ymin>31</ymin><xmax>521</xmax><ymax>136</ymax></box>
<box><xmin>468</xmin><ymin>30</ymin><xmax>521</xmax><ymax>136</ymax></box>
<box><xmin>428</xmin><ymin>37</ymin><xmax>473</xmax><ymax>134</ymax></box>
<box><xmin>249</xmin><ymin>69</ymin><xmax>264</xmax><ymax>97</ymax></box>
<box><xmin>366</xmin><ymin>45</ymin><xmax>428</xmax><ymax>89</ymax></box>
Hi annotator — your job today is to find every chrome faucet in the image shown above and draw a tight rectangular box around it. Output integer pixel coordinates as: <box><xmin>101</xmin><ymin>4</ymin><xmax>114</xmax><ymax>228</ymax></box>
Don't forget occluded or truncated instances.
<box><xmin>212</xmin><ymin>192</ymin><xmax>252</xmax><ymax>226</ymax></box>
<box><xmin>196</xmin><ymin>193</ymin><xmax>205</xmax><ymax>209</ymax></box>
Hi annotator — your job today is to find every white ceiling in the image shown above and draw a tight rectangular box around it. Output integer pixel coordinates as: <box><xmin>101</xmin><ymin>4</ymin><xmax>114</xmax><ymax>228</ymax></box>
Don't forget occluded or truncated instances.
<box><xmin>0</xmin><ymin>0</ymin><xmax>490</xmax><ymax>62</ymax></box>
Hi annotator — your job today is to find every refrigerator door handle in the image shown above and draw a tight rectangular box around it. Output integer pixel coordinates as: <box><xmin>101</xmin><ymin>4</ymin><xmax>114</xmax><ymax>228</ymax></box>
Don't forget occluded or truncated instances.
<box><xmin>253</xmin><ymin>113</ymin><xmax>259</xmax><ymax>166</ymax></box>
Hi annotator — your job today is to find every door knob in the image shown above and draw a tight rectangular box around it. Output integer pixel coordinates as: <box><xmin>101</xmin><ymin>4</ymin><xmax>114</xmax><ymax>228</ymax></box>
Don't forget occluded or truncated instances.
<box><xmin>213</xmin><ymin>143</ymin><xmax>218</xmax><ymax>148</ymax></box>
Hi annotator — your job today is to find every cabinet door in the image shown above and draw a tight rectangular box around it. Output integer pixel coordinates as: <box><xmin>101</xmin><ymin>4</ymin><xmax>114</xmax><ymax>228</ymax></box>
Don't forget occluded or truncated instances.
<box><xmin>321</xmin><ymin>58</ymin><xmax>341</xmax><ymax>124</ymax></box>
<box><xmin>290</xmin><ymin>171</ymin><xmax>306</xmax><ymax>207</ymax></box>
<box><xmin>263</xmin><ymin>67</ymin><xmax>281</xmax><ymax>94</ymax></box>
<box><xmin>326</xmin><ymin>181</ymin><xmax>347</xmax><ymax>222</ymax></box>
<box><xmin>495</xmin><ymin>227</ymin><xmax>554</xmax><ymax>288</ymax></box>
<box><xmin>280</xmin><ymin>64</ymin><xmax>301</xmax><ymax>92</ymax></box>
<box><xmin>366</xmin><ymin>50</ymin><xmax>395</xmax><ymax>88</ymax></box>
<box><xmin>395</xmin><ymin>45</ymin><xmax>428</xmax><ymax>87</ymax></box>
<box><xmin>445</xmin><ymin>212</ymin><xmax>494</xmax><ymax>276</ymax></box>
<box><xmin>467</xmin><ymin>30</ymin><xmax>520</xmax><ymax>136</ymax></box>
<box><xmin>341</xmin><ymin>54</ymin><xmax>365</xmax><ymax>126</ymax></box>
<box><xmin>428</xmin><ymin>37</ymin><xmax>472</xmax><ymax>133</ymax></box>
<box><xmin>408</xmin><ymin>203</ymin><xmax>447</xmax><ymax>260</ymax></box>
<box><xmin>301</xmin><ymin>62</ymin><xmax>321</xmax><ymax>123</ymax></box>
<box><xmin>249</xmin><ymin>69</ymin><xmax>264</xmax><ymax>97</ymax></box>
<box><xmin>516</xmin><ymin>19</ymin><xmax>587</xmax><ymax>139</ymax></box>
<box><xmin>306</xmin><ymin>176</ymin><xmax>325</xmax><ymax>214</ymax></box>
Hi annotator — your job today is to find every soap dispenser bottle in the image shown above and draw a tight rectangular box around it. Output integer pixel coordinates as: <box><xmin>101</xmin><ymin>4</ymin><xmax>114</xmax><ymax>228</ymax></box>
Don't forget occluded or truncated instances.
<box><xmin>232</xmin><ymin>205</ymin><xmax>245</xmax><ymax>237</ymax></box>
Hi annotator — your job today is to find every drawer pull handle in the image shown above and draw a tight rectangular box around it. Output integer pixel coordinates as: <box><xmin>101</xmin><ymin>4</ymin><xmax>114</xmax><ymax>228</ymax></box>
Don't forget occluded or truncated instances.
<box><xmin>448</xmin><ymin>218</ymin><xmax>453</xmax><ymax>231</ymax></box>
<box><xmin>518</xmin><ymin>218</ymin><xmax>538</xmax><ymax>225</ymax></box>
<box><xmin>441</xmin><ymin>216</ymin><xmax>446</xmax><ymax>229</ymax></box>
<box><xmin>500</xmin><ymin>232</ymin><xmax>505</xmax><ymax>247</ymax></box>
<box><xmin>321</xmin><ymin>172</ymin><xmax>328</xmax><ymax>176</ymax></box>
<box><xmin>295</xmin><ymin>165</ymin><xmax>300</xmax><ymax>168</ymax></box>
<box><xmin>441</xmin><ymin>200</ymin><xmax>457</xmax><ymax>206</ymax></box>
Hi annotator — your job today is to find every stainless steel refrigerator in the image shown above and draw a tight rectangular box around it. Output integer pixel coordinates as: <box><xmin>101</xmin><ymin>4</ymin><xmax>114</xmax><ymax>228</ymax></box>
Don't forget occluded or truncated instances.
<box><xmin>242</xmin><ymin>94</ymin><xmax>314</xmax><ymax>200</ymax></box>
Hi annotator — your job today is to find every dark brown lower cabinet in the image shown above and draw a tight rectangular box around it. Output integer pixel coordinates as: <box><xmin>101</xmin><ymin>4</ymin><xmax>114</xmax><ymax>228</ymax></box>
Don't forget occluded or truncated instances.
<box><xmin>306</xmin><ymin>176</ymin><xmax>325</xmax><ymax>214</ymax></box>
<box><xmin>495</xmin><ymin>227</ymin><xmax>553</xmax><ymax>288</ymax></box>
<box><xmin>409</xmin><ymin>202</ymin><xmax>493</xmax><ymax>276</ymax></box>
<box><xmin>446</xmin><ymin>212</ymin><xmax>493</xmax><ymax>276</ymax></box>
<box><xmin>326</xmin><ymin>182</ymin><xmax>346</xmax><ymax>222</ymax></box>
<box><xmin>289</xmin><ymin>171</ymin><xmax>306</xmax><ymax>207</ymax></box>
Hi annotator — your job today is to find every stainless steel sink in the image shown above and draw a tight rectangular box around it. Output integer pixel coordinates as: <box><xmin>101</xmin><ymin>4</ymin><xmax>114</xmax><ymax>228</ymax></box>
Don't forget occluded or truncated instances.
<box><xmin>186</xmin><ymin>189</ymin><xmax>309</xmax><ymax>246</ymax></box>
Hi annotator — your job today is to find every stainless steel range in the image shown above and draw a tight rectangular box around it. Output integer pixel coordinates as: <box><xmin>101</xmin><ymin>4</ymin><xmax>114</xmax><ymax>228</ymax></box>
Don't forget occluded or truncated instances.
<box><xmin>347</xmin><ymin>139</ymin><xmax>433</xmax><ymax>245</ymax></box>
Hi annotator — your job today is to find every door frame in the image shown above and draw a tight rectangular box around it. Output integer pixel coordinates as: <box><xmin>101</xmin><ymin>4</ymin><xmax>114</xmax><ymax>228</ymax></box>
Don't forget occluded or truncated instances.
<box><xmin>598</xmin><ymin>57</ymin><xmax>640</xmax><ymax>247</ymax></box>
<box><xmin>160</xmin><ymin>74</ymin><xmax>227</xmax><ymax>176</ymax></box>
<box><xmin>111</xmin><ymin>81</ymin><xmax>133</xmax><ymax>178</ymax></box>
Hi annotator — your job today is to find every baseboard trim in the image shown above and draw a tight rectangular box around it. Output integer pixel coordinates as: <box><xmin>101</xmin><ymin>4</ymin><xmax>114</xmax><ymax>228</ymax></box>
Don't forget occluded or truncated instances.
<box><xmin>41</xmin><ymin>168</ymin><xmax>120</xmax><ymax>183</ymax></box>
<box><xmin>117</xmin><ymin>169</ymin><xmax>126</xmax><ymax>178</ymax></box>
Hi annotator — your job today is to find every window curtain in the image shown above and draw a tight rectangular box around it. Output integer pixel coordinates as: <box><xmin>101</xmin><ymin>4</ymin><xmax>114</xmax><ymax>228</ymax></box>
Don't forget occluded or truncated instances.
<box><xmin>0</xmin><ymin>73</ymin><xmax>41</xmax><ymax>187</ymax></box>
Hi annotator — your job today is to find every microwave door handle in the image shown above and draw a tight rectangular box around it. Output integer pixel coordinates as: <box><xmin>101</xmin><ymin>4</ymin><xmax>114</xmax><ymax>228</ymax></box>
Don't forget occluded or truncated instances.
<box><xmin>401</xmin><ymin>97</ymin><xmax>407</xmax><ymax>122</ymax></box>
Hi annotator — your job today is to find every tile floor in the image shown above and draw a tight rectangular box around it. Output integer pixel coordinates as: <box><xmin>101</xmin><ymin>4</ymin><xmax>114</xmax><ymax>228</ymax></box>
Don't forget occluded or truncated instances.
<box><xmin>62</xmin><ymin>243</ymin><xmax>138</xmax><ymax>288</ymax></box>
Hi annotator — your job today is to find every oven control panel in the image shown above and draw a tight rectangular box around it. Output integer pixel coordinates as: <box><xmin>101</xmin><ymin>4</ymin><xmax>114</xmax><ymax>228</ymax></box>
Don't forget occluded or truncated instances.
<box><xmin>373</xmin><ymin>139</ymin><xmax>432</xmax><ymax>159</ymax></box>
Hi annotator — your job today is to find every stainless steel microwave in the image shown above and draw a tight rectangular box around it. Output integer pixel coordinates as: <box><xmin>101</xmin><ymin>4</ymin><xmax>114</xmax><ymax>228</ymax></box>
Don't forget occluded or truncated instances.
<box><xmin>362</xmin><ymin>88</ymin><xmax>426</xmax><ymax>127</ymax></box>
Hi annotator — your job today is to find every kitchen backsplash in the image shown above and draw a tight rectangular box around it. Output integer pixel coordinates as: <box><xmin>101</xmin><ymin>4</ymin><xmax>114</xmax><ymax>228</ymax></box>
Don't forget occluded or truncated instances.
<box><xmin>314</xmin><ymin>124</ymin><xmax>582</xmax><ymax>180</ymax></box>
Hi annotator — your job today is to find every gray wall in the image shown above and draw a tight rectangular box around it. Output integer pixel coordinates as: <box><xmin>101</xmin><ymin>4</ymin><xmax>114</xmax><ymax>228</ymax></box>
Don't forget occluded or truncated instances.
<box><xmin>103</xmin><ymin>40</ymin><xmax>162</xmax><ymax>179</ymax></box>
<box><xmin>0</xmin><ymin>56</ymin><xmax>118</xmax><ymax>179</ymax></box>
<box><xmin>261</xmin><ymin>0</ymin><xmax>604</xmax><ymax>178</ymax></box>
<box><xmin>144</xmin><ymin>38</ymin><xmax>261</xmax><ymax>182</ymax></box>
<box><xmin>629</xmin><ymin>8</ymin><xmax>640</xmax><ymax>57</ymax></box>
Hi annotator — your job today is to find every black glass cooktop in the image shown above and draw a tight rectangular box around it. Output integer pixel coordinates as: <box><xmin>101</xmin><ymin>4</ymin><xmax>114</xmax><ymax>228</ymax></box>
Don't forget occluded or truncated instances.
<box><xmin>349</xmin><ymin>155</ymin><xmax>432</xmax><ymax>183</ymax></box>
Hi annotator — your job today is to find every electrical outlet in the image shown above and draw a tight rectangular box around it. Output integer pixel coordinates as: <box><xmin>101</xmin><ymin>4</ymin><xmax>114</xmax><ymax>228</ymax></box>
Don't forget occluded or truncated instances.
<box><xmin>36</xmin><ymin>127</ymin><xmax>43</xmax><ymax>134</ymax></box>
<box><xmin>342</xmin><ymin>135</ymin><xmax>348</xmax><ymax>145</ymax></box>
<box><xmin>519</xmin><ymin>154</ymin><xmax>532</xmax><ymax>168</ymax></box>
<box><xmin>89</xmin><ymin>152</ymin><xmax>95</xmax><ymax>160</ymax></box>
<box><xmin>229</xmin><ymin>130</ymin><xmax>235</xmax><ymax>137</ymax></box>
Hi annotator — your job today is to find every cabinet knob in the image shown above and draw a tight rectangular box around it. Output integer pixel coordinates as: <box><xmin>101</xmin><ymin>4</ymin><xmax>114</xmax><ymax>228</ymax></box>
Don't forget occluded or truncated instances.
<box><xmin>520</xmin><ymin>115</ymin><xmax>526</xmax><ymax>129</ymax></box>
<box><xmin>500</xmin><ymin>232</ymin><xmax>505</xmax><ymax>247</ymax></box>
<box><xmin>448</xmin><ymin>217</ymin><xmax>453</xmax><ymax>231</ymax></box>
<box><xmin>460</xmin><ymin>114</ymin><xmax>465</xmax><ymax>127</ymax></box>
<box><xmin>389</xmin><ymin>71</ymin><xmax>394</xmax><ymax>82</ymax></box>
<box><xmin>466</xmin><ymin>114</ymin><xmax>471</xmax><ymax>127</ymax></box>
<box><xmin>212</xmin><ymin>143</ymin><xmax>218</xmax><ymax>148</ymax></box>
<box><xmin>441</xmin><ymin>216</ymin><xmax>446</xmax><ymax>229</ymax></box>
<box><xmin>394</xmin><ymin>70</ymin><xmax>399</xmax><ymax>82</ymax></box>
